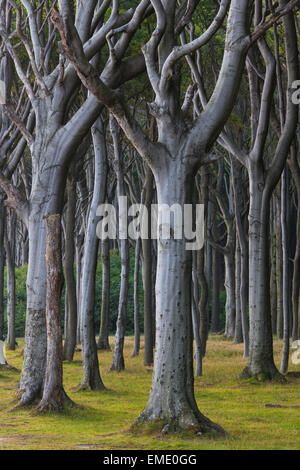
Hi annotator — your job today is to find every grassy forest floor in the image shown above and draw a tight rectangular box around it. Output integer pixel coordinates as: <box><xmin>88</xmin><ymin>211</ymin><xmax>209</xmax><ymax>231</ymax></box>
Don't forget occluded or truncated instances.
<box><xmin>0</xmin><ymin>335</ymin><xmax>300</xmax><ymax>450</ymax></box>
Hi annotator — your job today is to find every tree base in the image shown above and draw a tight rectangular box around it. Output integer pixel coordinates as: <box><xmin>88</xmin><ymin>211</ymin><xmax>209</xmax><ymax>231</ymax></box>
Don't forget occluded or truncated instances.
<box><xmin>239</xmin><ymin>366</ymin><xmax>286</xmax><ymax>383</ymax></box>
<box><xmin>97</xmin><ymin>341</ymin><xmax>111</xmax><ymax>351</ymax></box>
<box><xmin>36</xmin><ymin>390</ymin><xmax>75</xmax><ymax>413</ymax></box>
<box><xmin>73</xmin><ymin>381</ymin><xmax>106</xmax><ymax>392</ymax></box>
<box><xmin>133</xmin><ymin>408</ymin><xmax>226</xmax><ymax>437</ymax></box>
<box><xmin>110</xmin><ymin>357</ymin><xmax>125</xmax><ymax>372</ymax></box>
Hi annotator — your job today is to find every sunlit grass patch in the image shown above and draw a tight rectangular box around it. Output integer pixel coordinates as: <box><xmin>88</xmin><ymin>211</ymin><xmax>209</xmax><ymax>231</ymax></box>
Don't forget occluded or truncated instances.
<box><xmin>0</xmin><ymin>336</ymin><xmax>300</xmax><ymax>449</ymax></box>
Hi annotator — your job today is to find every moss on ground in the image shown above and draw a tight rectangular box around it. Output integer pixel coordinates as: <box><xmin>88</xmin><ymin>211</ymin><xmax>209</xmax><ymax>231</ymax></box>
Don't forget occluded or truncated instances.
<box><xmin>0</xmin><ymin>335</ymin><xmax>300</xmax><ymax>450</ymax></box>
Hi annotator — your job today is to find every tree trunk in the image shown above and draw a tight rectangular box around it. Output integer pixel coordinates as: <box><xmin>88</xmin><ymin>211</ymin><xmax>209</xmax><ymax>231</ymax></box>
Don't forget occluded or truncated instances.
<box><xmin>276</xmin><ymin>195</ymin><xmax>284</xmax><ymax>339</ymax></box>
<box><xmin>280</xmin><ymin>167</ymin><xmax>290</xmax><ymax>374</ymax></box>
<box><xmin>142</xmin><ymin>166</ymin><xmax>154</xmax><ymax>366</ymax></box>
<box><xmin>5</xmin><ymin>209</ymin><xmax>16</xmax><ymax>351</ymax></box>
<box><xmin>37</xmin><ymin>214</ymin><xmax>72</xmax><ymax>412</ymax></box>
<box><xmin>63</xmin><ymin>173</ymin><xmax>78</xmax><ymax>361</ymax></box>
<box><xmin>110</xmin><ymin>116</ymin><xmax>129</xmax><ymax>372</ymax></box>
<box><xmin>234</xmin><ymin>238</ymin><xmax>243</xmax><ymax>344</ymax></box>
<box><xmin>78</xmin><ymin>117</ymin><xmax>106</xmax><ymax>390</ymax></box>
<box><xmin>192</xmin><ymin>251</ymin><xmax>202</xmax><ymax>376</ymax></box>
<box><xmin>136</xmin><ymin>163</ymin><xmax>224</xmax><ymax>435</ymax></box>
<box><xmin>97</xmin><ymin>238</ymin><xmax>111</xmax><ymax>350</ymax></box>
<box><xmin>0</xmin><ymin>195</ymin><xmax>5</xmax><ymax>340</ymax></box>
<box><xmin>131</xmin><ymin>238</ymin><xmax>141</xmax><ymax>357</ymax></box>
<box><xmin>241</xmin><ymin>165</ymin><xmax>281</xmax><ymax>380</ymax></box>
<box><xmin>211</xmin><ymin>248</ymin><xmax>220</xmax><ymax>333</ymax></box>
<box><xmin>224</xmin><ymin>249</ymin><xmax>236</xmax><ymax>339</ymax></box>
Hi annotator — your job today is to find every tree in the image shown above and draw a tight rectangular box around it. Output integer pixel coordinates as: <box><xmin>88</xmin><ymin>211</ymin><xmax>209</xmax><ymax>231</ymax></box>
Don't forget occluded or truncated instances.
<box><xmin>55</xmin><ymin>0</ymin><xmax>253</xmax><ymax>434</ymax></box>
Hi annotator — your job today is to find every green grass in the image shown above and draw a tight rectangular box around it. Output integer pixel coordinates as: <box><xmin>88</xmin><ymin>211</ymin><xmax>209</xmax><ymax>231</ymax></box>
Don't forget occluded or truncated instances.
<box><xmin>0</xmin><ymin>335</ymin><xmax>300</xmax><ymax>450</ymax></box>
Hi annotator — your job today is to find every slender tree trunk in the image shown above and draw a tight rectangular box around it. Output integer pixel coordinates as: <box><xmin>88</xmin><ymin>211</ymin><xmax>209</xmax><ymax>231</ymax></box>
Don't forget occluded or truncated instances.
<box><xmin>76</xmin><ymin>234</ymin><xmax>83</xmax><ymax>345</ymax></box>
<box><xmin>143</xmin><ymin>166</ymin><xmax>154</xmax><ymax>366</ymax></box>
<box><xmin>192</xmin><ymin>252</ymin><xmax>202</xmax><ymax>376</ymax></box>
<box><xmin>276</xmin><ymin>195</ymin><xmax>284</xmax><ymax>339</ymax></box>
<box><xmin>79</xmin><ymin>117</ymin><xmax>106</xmax><ymax>390</ymax></box>
<box><xmin>97</xmin><ymin>238</ymin><xmax>111</xmax><ymax>350</ymax></box>
<box><xmin>37</xmin><ymin>214</ymin><xmax>72</xmax><ymax>412</ymax></box>
<box><xmin>110</xmin><ymin>116</ymin><xmax>129</xmax><ymax>372</ymax></box>
<box><xmin>234</xmin><ymin>238</ymin><xmax>243</xmax><ymax>344</ymax></box>
<box><xmin>280</xmin><ymin>167</ymin><xmax>290</xmax><ymax>374</ymax></box>
<box><xmin>63</xmin><ymin>173</ymin><xmax>78</xmax><ymax>361</ymax></box>
<box><xmin>288</xmin><ymin>144</ymin><xmax>300</xmax><ymax>342</ymax></box>
<box><xmin>5</xmin><ymin>209</ymin><xmax>16</xmax><ymax>351</ymax></box>
<box><xmin>241</xmin><ymin>165</ymin><xmax>281</xmax><ymax>380</ymax></box>
<box><xmin>211</xmin><ymin>248</ymin><xmax>220</xmax><ymax>333</ymax></box>
<box><xmin>224</xmin><ymin>249</ymin><xmax>236</xmax><ymax>339</ymax></box>
<box><xmin>0</xmin><ymin>196</ymin><xmax>5</xmax><ymax>340</ymax></box>
<box><xmin>131</xmin><ymin>238</ymin><xmax>141</xmax><ymax>357</ymax></box>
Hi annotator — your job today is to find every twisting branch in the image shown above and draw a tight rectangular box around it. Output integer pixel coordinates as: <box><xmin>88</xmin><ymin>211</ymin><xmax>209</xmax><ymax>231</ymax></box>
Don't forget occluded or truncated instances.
<box><xmin>250</xmin><ymin>0</ymin><xmax>299</xmax><ymax>45</ymax></box>
<box><xmin>141</xmin><ymin>0</ymin><xmax>166</xmax><ymax>96</ymax></box>
<box><xmin>160</xmin><ymin>0</ymin><xmax>230</xmax><ymax>96</ymax></box>
<box><xmin>51</xmin><ymin>8</ymin><xmax>159</xmax><ymax>166</ymax></box>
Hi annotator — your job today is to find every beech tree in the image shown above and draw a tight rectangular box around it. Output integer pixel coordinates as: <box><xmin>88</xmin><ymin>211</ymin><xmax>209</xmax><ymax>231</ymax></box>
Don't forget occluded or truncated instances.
<box><xmin>54</xmin><ymin>0</ymin><xmax>256</xmax><ymax>433</ymax></box>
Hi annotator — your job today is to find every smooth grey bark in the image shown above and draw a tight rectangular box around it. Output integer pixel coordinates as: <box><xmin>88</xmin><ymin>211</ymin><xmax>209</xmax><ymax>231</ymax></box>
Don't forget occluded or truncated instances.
<box><xmin>142</xmin><ymin>166</ymin><xmax>154</xmax><ymax>366</ymax></box>
<box><xmin>78</xmin><ymin>116</ymin><xmax>107</xmax><ymax>390</ymax></box>
<box><xmin>276</xmin><ymin>194</ymin><xmax>284</xmax><ymax>339</ymax></box>
<box><xmin>110</xmin><ymin>116</ymin><xmax>130</xmax><ymax>372</ymax></box>
<box><xmin>288</xmin><ymin>143</ymin><xmax>300</xmax><ymax>342</ymax></box>
<box><xmin>76</xmin><ymin>233</ymin><xmax>84</xmax><ymax>345</ymax></box>
<box><xmin>280</xmin><ymin>167</ymin><xmax>290</xmax><ymax>374</ymax></box>
<box><xmin>131</xmin><ymin>237</ymin><xmax>141</xmax><ymax>357</ymax></box>
<box><xmin>0</xmin><ymin>195</ymin><xmax>5</xmax><ymax>340</ymax></box>
<box><xmin>37</xmin><ymin>214</ymin><xmax>72</xmax><ymax>412</ymax></box>
<box><xmin>234</xmin><ymin>238</ymin><xmax>243</xmax><ymax>344</ymax></box>
<box><xmin>232</xmin><ymin>159</ymin><xmax>249</xmax><ymax>358</ymax></box>
<box><xmin>241</xmin><ymin>163</ymin><xmax>280</xmax><ymax>380</ymax></box>
<box><xmin>58</xmin><ymin>0</ymin><xmax>252</xmax><ymax>433</ymax></box>
<box><xmin>136</xmin><ymin>164</ymin><xmax>222</xmax><ymax>433</ymax></box>
<box><xmin>5</xmin><ymin>209</ymin><xmax>16</xmax><ymax>351</ymax></box>
<box><xmin>192</xmin><ymin>251</ymin><xmax>202</xmax><ymax>377</ymax></box>
<box><xmin>211</xmin><ymin>248</ymin><xmax>221</xmax><ymax>333</ymax></box>
<box><xmin>97</xmin><ymin>238</ymin><xmax>111</xmax><ymax>351</ymax></box>
<box><xmin>63</xmin><ymin>172</ymin><xmax>78</xmax><ymax>362</ymax></box>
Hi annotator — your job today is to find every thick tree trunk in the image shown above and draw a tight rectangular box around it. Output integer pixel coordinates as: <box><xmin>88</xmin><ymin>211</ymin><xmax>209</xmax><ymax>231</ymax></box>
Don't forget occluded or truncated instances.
<box><xmin>37</xmin><ymin>215</ymin><xmax>72</xmax><ymax>412</ymax></box>
<box><xmin>97</xmin><ymin>238</ymin><xmax>111</xmax><ymax>350</ymax></box>
<box><xmin>63</xmin><ymin>174</ymin><xmax>78</xmax><ymax>361</ymax></box>
<box><xmin>19</xmin><ymin>161</ymin><xmax>66</xmax><ymax>405</ymax></box>
<box><xmin>136</xmin><ymin>164</ymin><xmax>224</xmax><ymax>434</ymax></box>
